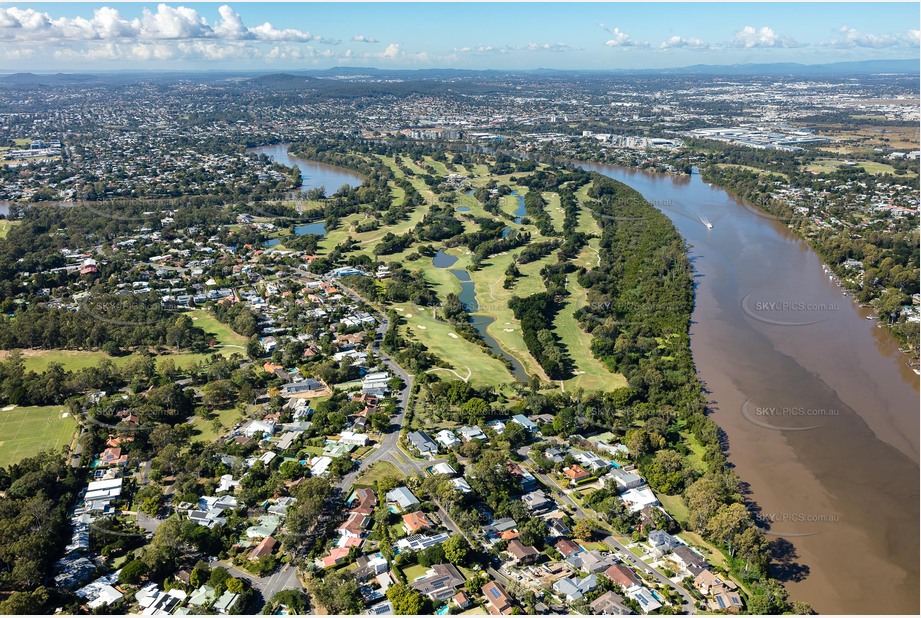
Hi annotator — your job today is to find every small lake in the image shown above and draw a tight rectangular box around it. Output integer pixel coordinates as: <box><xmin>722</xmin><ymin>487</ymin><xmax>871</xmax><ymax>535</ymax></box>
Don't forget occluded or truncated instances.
<box><xmin>432</xmin><ymin>251</ymin><xmax>528</xmax><ymax>382</ymax></box>
<box><xmin>294</xmin><ymin>222</ymin><xmax>327</xmax><ymax>237</ymax></box>
<box><xmin>501</xmin><ymin>190</ymin><xmax>526</xmax><ymax>238</ymax></box>
<box><xmin>432</xmin><ymin>249</ymin><xmax>459</xmax><ymax>268</ymax></box>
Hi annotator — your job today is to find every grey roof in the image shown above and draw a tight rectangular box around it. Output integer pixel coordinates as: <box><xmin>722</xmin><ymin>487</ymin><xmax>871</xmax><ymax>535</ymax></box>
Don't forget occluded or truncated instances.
<box><xmin>590</xmin><ymin>591</ymin><xmax>633</xmax><ymax>615</ymax></box>
<box><xmin>410</xmin><ymin>563</ymin><xmax>465</xmax><ymax>601</ymax></box>
<box><xmin>385</xmin><ymin>486</ymin><xmax>420</xmax><ymax>510</ymax></box>
<box><xmin>408</xmin><ymin>431</ymin><xmax>439</xmax><ymax>453</ymax></box>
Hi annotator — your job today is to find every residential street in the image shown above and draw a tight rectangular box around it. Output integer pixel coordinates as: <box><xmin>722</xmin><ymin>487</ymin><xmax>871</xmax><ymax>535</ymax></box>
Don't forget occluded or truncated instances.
<box><xmin>517</xmin><ymin>448</ymin><xmax>697</xmax><ymax>613</ymax></box>
<box><xmin>208</xmin><ymin>559</ymin><xmax>304</xmax><ymax>601</ymax></box>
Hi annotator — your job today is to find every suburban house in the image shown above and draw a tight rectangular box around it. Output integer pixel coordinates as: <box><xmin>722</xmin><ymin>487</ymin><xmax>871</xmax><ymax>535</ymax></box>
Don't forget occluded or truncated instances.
<box><xmin>573</xmin><ymin>450</ymin><xmax>609</xmax><ymax>473</ymax></box>
<box><xmin>338</xmin><ymin>512</ymin><xmax>371</xmax><ymax>539</ymax></box>
<box><xmin>620</xmin><ymin>486</ymin><xmax>659</xmax><ymax>513</ymax></box>
<box><xmin>553</xmin><ymin>574</ymin><xmax>598</xmax><ymax>602</ymax></box>
<box><xmin>409</xmin><ymin>563</ymin><xmax>466</xmax><ymax>601</ymax></box>
<box><xmin>99</xmin><ymin>447</ymin><xmax>128</xmax><ymax>467</ymax></box>
<box><xmin>402</xmin><ymin>511</ymin><xmax>433</xmax><ymax>534</ymax></box>
<box><xmin>435</xmin><ymin>429</ymin><xmax>461</xmax><ymax>450</ymax></box>
<box><xmin>554</xmin><ymin>538</ymin><xmax>582</xmax><ymax>559</ymax></box>
<box><xmin>248</xmin><ymin>536</ymin><xmax>277</xmax><ymax>561</ymax></box>
<box><xmin>649</xmin><ymin>530</ymin><xmax>681</xmax><ymax>554</ymax></box>
<box><xmin>522</xmin><ymin>489</ymin><xmax>553</xmax><ymax>514</ymax></box>
<box><xmin>385</xmin><ymin>487</ymin><xmax>420</xmax><ymax>512</ymax></box>
<box><xmin>566</xmin><ymin>549</ymin><xmax>616</xmax><ymax>573</ymax></box>
<box><xmin>430</xmin><ymin>462</ymin><xmax>457</xmax><ymax>476</ymax></box>
<box><xmin>694</xmin><ymin>569</ymin><xmax>738</xmax><ymax>596</ymax></box>
<box><xmin>563</xmin><ymin>464</ymin><xmax>591</xmax><ymax>483</ymax></box>
<box><xmin>482</xmin><ymin>581</ymin><xmax>514</xmax><ymax>615</ymax></box>
<box><xmin>510</xmin><ymin>414</ymin><xmax>539</xmax><ymax>434</ymax></box>
<box><xmin>354</xmin><ymin>553</ymin><xmax>389</xmax><ymax>581</ymax></box>
<box><xmin>506</xmin><ymin>539</ymin><xmax>540</xmax><ymax>564</ymax></box>
<box><xmin>605</xmin><ymin>468</ymin><xmax>645</xmax><ymax>491</ymax></box>
<box><xmin>458</xmin><ymin>425</ymin><xmax>487</xmax><ymax>443</ymax></box>
<box><xmin>339</xmin><ymin>430</ymin><xmax>369</xmax><ymax>446</ymax></box>
<box><xmin>451</xmin><ymin>477</ymin><xmax>472</xmax><ymax>494</ymax></box>
<box><xmin>590</xmin><ymin>590</ymin><xmax>633</xmax><ymax>615</ymax></box>
<box><xmin>625</xmin><ymin>585</ymin><xmax>663</xmax><ymax>614</ymax></box>
<box><xmin>407</xmin><ymin>431</ymin><xmax>439</xmax><ymax>458</ymax></box>
<box><xmin>350</xmin><ymin>488</ymin><xmax>378</xmax><ymax>516</ymax></box>
<box><xmin>670</xmin><ymin>545</ymin><xmax>709</xmax><ymax>576</ymax></box>
<box><xmin>605</xmin><ymin>564</ymin><xmax>642</xmax><ymax>589</ymax></box>
<box><xmin>242</xmin><ymin>419</ymin><xmax>276</xmax><ymax>438</ymax></box>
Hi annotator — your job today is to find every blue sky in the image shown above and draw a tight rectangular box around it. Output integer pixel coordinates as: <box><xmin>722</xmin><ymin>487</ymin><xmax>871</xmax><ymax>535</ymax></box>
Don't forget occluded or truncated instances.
<box><xmin>1</xmin><ymin>2</ymin><xmax>918</xmax><ymax>70</ymax></box>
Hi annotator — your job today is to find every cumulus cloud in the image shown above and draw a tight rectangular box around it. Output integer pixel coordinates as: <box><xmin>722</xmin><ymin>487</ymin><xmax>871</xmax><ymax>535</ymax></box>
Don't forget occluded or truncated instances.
<box><xmin>0</xmin><ymin>4</ymin><xmax>334</xmax><ymax>43</ymax></box>
<box><xmin>730</xmin><ymin>25</ymin><xmax>797</xmax><ymax>48</ymax></box>
<box><xmin>351</xmin><ymin>34</ymin><xmax>378</xmax><ymax>43</ymax></box>
<box><xmin>660</xmin><ymin>35</ymin><xmax>708</xmax><ymax>50</ymax></box>
<box><xmin>599</xmin><ymin>24</ymin><xmax>648</xmax><ymax>48</ymax></box>
<box><xmin>826</xmin><ymin>26</ymin><xmax>920</xmax><ymax>49</ymax></box>
<box><xmin>52</xmin><ymin>39</ymin><xmax>260</xmax><ymax>62</ymax></box>
<box><xmin>379</xmin><ymin>43</ymin><xmax>401</xmax><ymax>58</ymax></box>
<box><xmin>456</xmin><ymin>42</ymin><xmax>575</xmax><ymax>55</ymax></box>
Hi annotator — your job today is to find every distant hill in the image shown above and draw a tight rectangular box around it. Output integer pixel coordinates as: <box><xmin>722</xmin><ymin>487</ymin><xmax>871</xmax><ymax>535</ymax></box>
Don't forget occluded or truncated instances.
<box><xmin>1</xmin><ymin>72</ymin><xmax>102</xmax><ymax>86</ymax></box>
<box><xmin>1</xmin><ymin>58</ymin><xmax>916</xmax><ymax>89</ymax></box>
<box><xmin>658</xmin><ymin>59</ymin><xmax>921</xmax><ymax>76</ymax></box>
<box><xmin>248</xmin><ymin>73</ymin><xmax>320</xmax><ymax>90</ymax></box>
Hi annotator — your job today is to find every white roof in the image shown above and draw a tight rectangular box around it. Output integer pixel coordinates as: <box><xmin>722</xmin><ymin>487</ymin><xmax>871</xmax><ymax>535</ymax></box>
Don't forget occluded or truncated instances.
<box><xmin>311</xmin><ymin>456</ymin><xmax>332</xmax><ymax>476</ymax></box>
<box><xmin>431</xmin><ymin>462</ymin><xmax>457</xmax><ymax>476</ymax></box>
<box><xmin>620</xmin><ymin>486</ymin><xmax>659</xmax><ymax>513</ymax></box>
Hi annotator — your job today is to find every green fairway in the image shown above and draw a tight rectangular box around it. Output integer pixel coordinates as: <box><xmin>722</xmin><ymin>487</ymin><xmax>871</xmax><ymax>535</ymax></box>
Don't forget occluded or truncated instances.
<box><xmin>0</xmin><ymin>405</ymin><xmax>77</xmax><ymax>467</ymax></box>
<box><xmin>1</xmin><ymin>347</ymin><xmax>239</xmax><ymax>374</ymax></box>
<box><xmin>0</xmin><ymin>220</ymin><xmax>20</xmax><ymax>239</ymax></box>
<box><xmin>189</xmin><ymin>406</ymin><xmax>246</xmax><ymax>443</ymax></box>
<box><xmin>543</xmin><ymin>191</ymin><xmax>565</xmax><ymax>234</ymax></box>
<box><xmin>422</xmin><ymin>156</ymin><xmax>450</xmax><ymax>176</ymax></box>
<box><xmin>714</xmin><ymin>163</ymin><xmax>789</xmax><ymax>180</ymax></box>
<box><xmin>395</xmin><ymin>302</ymin><xmax>515</xmax><ymax>389</ymax></box>
<box><xmin>805</xmin><ymin>158</ymin><xmax>914</xmax><ymax>177</ymax></box>
<box><xmin>556</xmin><ymin>243</ymin><xmax>628</xmax><ymax>392</ymax></box>
<box><xmin>184</xmin><ymin>309</ymin><xmax>249</xmax><ymax>349</ymax></box>
<box><xmin>316</xmin><ymin>151</ymin><xmax>627</xmax><ymax>393</ymax></box>
<box><xmin>0</xmin><ymin>309</ymin><xmax>246</xmax><ymax>376</ymax></box>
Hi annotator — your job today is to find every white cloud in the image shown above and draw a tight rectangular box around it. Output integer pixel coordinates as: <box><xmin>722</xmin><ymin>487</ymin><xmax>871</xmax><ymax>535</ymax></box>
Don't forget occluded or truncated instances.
<box><xmin>826</xmin><ymin>26</ymin><xmax>920</xmax><ymax>49</ymax></box>
<box><xmin>600</xmin><ymin>25</ymin><xmax>648</xmax><ymax>48</ymax></box>
<box><xmin>0</xmin><ymin>4</ymin><xmax>333</xmax><ymax>43</ymax></box>
<box><xmin>351</xmin><ymin>34</ymin><xmax>378</xmax><ymax>44</ymax></box>
<box><xmin>52</xmin><ymin>40</ymin><xmax>260</xmax><ymax>62</ymax></box>
<box><xmin>730</xmin><ymin>25</ymin><xmax>797</xmax><ymax>48</ymax></box>
<box><xmin>138</xmin><ymin>4</ymin><xmax>210</xmax><ymax>39</ymax></box>
<box><xmin>660</xmin><ymin>35</ymin><xmax>708</xmax><ymax>50</ymax></box>
<box><xmin>456</xmin><ymin>42</ymin><xmax>575</xmax><ymax>55</ymax></box>
<box><xmin>525</xmin><ymin>42</ymin><xmax>572</xmax><ymax>52</ymax></box>
<box><xmin>379</xmin><ymin>43</ymin><xmax>401</xmax><ymax>58</ymax></box>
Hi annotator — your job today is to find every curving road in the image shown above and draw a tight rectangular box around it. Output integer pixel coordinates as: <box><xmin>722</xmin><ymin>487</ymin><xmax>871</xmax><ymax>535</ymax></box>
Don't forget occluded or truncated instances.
<box><xmin>516</xmin><ymin>448</ymin><xmax>697</xmax><ymax>613</ymax></box>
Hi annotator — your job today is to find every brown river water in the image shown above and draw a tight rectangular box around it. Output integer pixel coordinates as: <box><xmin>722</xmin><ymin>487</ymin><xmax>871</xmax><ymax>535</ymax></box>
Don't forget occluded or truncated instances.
<box><xmin>580</xmin><ymin>163</ymin><xmax>919</xmax><ymax>614</ymax></box>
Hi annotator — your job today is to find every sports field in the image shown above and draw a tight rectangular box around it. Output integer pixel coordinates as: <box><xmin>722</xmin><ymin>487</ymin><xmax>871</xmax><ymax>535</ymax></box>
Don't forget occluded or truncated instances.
<box><xmin>0</xmin><ymin>405</ymin><xmax>77</xmax><ymax>467</ymax></box>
